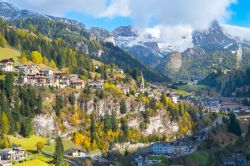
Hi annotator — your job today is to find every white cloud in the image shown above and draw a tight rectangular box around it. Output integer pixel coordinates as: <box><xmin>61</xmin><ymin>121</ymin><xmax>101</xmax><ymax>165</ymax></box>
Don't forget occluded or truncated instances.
<box><xmin>222</xmin><ymin>24</ymin><xmax>250</xmax><ymax>42</ymax></box>
<box><xmin>107</xmin><ymin>0</ymin><xmax>236</xmax><ymax>30</ymax></box>
<box><xmin>98</xmin><ymin>0</ymin><xmax>130</xmax><ymax>18</ymax></box>
<box><xmin>6</xmin><ymin>0</ymin><xmax>236</xmax><ymax>29</ymax></box>
<box><xmin>5</xmin><ymin>0</ymin><xmax>237</xmax><ymax>51</ymax></box>
<box><xmin>145</xmin><ymin>25</ymin><xmax>194</xmax><ymax>52</ymax></box>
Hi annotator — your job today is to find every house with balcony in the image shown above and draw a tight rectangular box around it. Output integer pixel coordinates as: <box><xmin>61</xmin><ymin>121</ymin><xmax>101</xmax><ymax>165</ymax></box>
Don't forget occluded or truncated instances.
<box><xmin>0</xmin><ymin>58</ymin><xmax>15</xmax><ymax>72</ymax></box>
<box><xmin>0</xmin><ymin>147</ymin><xmax>28</xmax><ymax>161</ymax></box>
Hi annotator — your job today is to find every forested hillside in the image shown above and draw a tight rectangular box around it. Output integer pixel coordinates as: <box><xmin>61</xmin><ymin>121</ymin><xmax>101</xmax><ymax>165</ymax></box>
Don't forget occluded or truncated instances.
<box><xmin>8</xmin><ymin>18</ymin><xmax>167</xmax><ymax>82</ymax></box>
<box><xmin>200</xmin><ymin>68</ymin><xmax>250</xmax><ymax>97</ymax></box>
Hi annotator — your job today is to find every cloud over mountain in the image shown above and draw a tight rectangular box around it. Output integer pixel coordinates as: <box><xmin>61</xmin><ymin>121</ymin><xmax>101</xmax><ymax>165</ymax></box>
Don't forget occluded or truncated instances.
<box><xmin>6</xmin><ymin>0</ymin><xmax>235</xmax><ymax>29</ymax></box>
<box><xmin>5</xmin><ymin>0</ymin><xmax>237</xmax><ymax>51</ymax></box>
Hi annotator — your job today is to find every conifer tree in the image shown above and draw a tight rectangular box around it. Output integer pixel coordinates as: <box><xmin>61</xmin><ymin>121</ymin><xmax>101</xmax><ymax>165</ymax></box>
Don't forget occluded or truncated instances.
<box><xmin>0</xmin><ymin>34</ymin><xmax>7</xmax><ymax>47</ymax></box>
<box><xmin>54</xmin><ymin>136</ymin><xmax>64</xmax><ymax>166</ymax></box>
<box><xmin>120</xmin><ymin>99</ymin><xmax>127</xmax><ymax>114</ymax></box>
<box><xmin>0</xmin><ymin>112</ymin><xmax>9</xmax><ymax>134</ymax></box>
<box><xmin>90</xmin><ymin>113</ymin><xmax>96</xmax><ymax>143</ymax></box>
<box><xmin>104</xmin><ymin>112</ymin><xmax>111</xmax><ymax>133</ymax></box>
<box><xmin>111</xmin><ymin>110</ymin><xmax>118</xmax><ymax>132</ymax></box>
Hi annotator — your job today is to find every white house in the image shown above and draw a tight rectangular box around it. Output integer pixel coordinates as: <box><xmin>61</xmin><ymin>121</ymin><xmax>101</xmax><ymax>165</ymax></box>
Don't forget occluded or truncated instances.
<box><xmin>0</xmin><ymin>58</ymin><xmax>15</xmax><ymax>72</ymax></box>
<box><xmin>151</xmin><ymin>142</ymin><xmax>189</xmax><ymax>155</ymax></box>
<box><xmin>0</xmin><ymin>148</ymin><xmax>15</xmax><ymax>160</ymax></box>
<box><xmin>171</xmin><ymin>95</ymin><xmax>179</xmax><ymax>104</ymax></box>
<box><xmin>64</xmin><ymin>149</ymin><xmax>87</xmax><ymax>157</ymax></box>
<box><xmin>151</xmin><ymin>142</ymin><xmax>174</xmax><ymax>155</ymax></box>
<box><xmin>0</xmin><ymin>147</ymin><xmax>27</xmax><ymax>161</ymax></box>
<box><xmin>88</xmin><ymin>80</ymin><xmax>104</xmax><ymax>90</ymax></box>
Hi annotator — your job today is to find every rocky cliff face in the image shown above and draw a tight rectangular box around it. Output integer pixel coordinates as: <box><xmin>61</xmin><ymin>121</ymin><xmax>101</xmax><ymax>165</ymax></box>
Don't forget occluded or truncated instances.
<box><xmin>33</xmin><ymin>93</ymin><xmax>187</xmax><ymax>138</ymax></box>
<box><xmin>167</xmin><ymin>52</ymin><xmax>182</xmax><ymax>73</ymax></box>
<box><xmin>33</xmin><ymin>114</ymin><xmax>57</xmax><ymax>137</ymax></box>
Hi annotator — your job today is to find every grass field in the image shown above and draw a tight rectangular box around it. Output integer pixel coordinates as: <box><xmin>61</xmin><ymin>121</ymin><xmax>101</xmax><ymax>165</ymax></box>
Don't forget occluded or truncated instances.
<box><xmin>8</xmin><ymin>135</ymin><xmax>47</xmax><ymax>151</ymax></box>
<box><xmin>187</xmin><ymin>151</ymin><xmax>210</xmax><ymax>166</ymax></box>
<box><xmin>0</xmin><ymin>47</ymin><xmax>20</xmax><ymax>64</ymax></box>
<box><xmin>13</xmin><ymin>159</ymin><xmax>50</xmax><ymax>166</ymax></box>
<box><xmin>8</xmin><ymin>136</ymin><xmax>53</xmax><ymax>166</ymax></box>
<box><xmin>174</xmin><ymin>89</ymin><xmax>190</xmax><ymax>97</ymax></box>
<box><xmin>42</xmin><ymin>139</ymin><xmax>77</xmax><ymax>154</ymax></box>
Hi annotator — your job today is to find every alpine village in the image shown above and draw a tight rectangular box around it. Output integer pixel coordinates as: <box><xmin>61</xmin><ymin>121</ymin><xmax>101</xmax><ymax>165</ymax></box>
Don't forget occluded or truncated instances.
<box><xmin>1</xmin><ymin>1</ymin><xmax>250</xmax><ymax>166</ymax></box>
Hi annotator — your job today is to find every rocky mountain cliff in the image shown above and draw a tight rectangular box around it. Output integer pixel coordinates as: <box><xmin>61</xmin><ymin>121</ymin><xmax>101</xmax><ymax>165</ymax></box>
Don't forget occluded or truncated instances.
<box><xmin>90</xmin><ymin>22</ymin><xmax>250</xmax><ymax>79</ymax></box>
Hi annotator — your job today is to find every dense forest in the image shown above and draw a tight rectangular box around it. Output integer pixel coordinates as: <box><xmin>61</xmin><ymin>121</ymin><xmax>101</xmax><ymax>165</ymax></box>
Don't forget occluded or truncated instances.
<box><xmin>0</xmin><ymin>73</ymin><xmax>42</xmax><ymax>146</ymax></box>
<box><xmin>200</xmin><ymin>68</ymin><xmax>250</xmax><ymax>97</ymax></box>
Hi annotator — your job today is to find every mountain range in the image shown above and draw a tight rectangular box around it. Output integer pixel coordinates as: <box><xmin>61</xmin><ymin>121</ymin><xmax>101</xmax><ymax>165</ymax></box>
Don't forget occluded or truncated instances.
<box><xmin>89</xmin><ymin>19</ymin><xmax>250</xmax><ymax>80</ymax></box>
<box><xmin>1</xmin><ymin>0</ymin><xmax>250</xmax><ymax>80</ymax></box>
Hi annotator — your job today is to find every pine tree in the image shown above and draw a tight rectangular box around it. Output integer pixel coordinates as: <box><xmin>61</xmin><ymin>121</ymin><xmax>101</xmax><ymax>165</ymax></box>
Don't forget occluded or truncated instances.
<box><xmin>160</xmin><ymin>94</ymin><xmax>166</xmax><ymax>106</ymax></box>
<box><xmin>54</xmin><ymin>136</ymin><xmax>64</xmax><ymax>166</ymax></box>
<box><xmin>2</xmin><ymin>136</ymin><xmax>10</xmax><ymax>148</ymax></box>
<box><xmin>104</xmin><ymin>112</ymin><xmax>111</xmax><ymax>133</ymax></box>
<box><xmin>0</xmin><ymin>34</ymin><xmax>7</xmax><ymax>48</ymax></box>
<box><xmin>120</xmin><ymin>99</ymin><xmax>127</xmax><ymax>114</ymax></box>
<box><xmin>49</xmin><ymin>60</ymin><xmax>57</xmax><ymax>68</ymax></box>
<box><xmin>0</xmin><ymin>112</ymin><xmax>9</xmax><ymax>134</ymax></box>
<box><xmin>36</xmin><ymin>93</ymin><xmax>42</xmax><ymax>114</ymax></box>
<box><xmin>20</xmin><ymin>119</ymin><xmax>33</xmax><ymax>137</ymax></box>
<box><xmin>111</xmin><ymin>110</ymin><xmax>118</xmax><ymax>132</ymax></box>
<box><xmin>228</xmin><ymin>112</ymin><xmax>242</xmax><ymax>136</ymax></box>
<box><xmin>4</xmin><ymin>73</ymin><xmax>14</xmax><ymax>100</ymax></box>
<box><xmin>120</xmin><ymin>117</ymin><xmax>128</xmax><ymax>140</ymax></box>
<box><xmin>55</xmin><ymin>95</ymin><xmax>63</xmax><ymax>116</ymax></box>
<box><xmin>90</xmin><ymin>113</ymin><xmax>96</xmax><ymax>143</ymax></box>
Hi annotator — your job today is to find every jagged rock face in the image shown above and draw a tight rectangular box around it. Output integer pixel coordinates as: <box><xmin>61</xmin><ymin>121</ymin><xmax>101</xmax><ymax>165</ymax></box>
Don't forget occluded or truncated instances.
<box><xmin>33</xmin><ymin>114</ymin><xmax>57</xmax><ymax>137</ymax></box>
<box><xmin>167</xmin><ymin>52</ymin><xmax>182</xmax><ymax>73</ymax></box>
<box><xmin>145</xmin><ymin>112</ymin><xmax>179</xmax><ymax>135</ymax></box>
<box><xmin>182</xmin><ymin>47</ymin><xmax>206</xmax><ymax>58</ymax></box>
<box><xmin>78</xmin><ymin>98</ymin><xmax>145</xmax><ymax>116</ymax></box>
<box><xmin>192</xmin><ymin>21</ymin><xmax>237</xmax><ymax>51</ymax></box>
<box><xmin>90</xmin><ymin>27</ymin><xmax>112</xmax><ymax>41</ymax></box>
<box><xmin>113</xmin><ymin>25</ymin><xmax>138</xmax><ymax>37</ymax></box>
<box><xmin>128</xmin><ymin>111</ymin><xmax>181</xmax><ymax>136</ymax></box>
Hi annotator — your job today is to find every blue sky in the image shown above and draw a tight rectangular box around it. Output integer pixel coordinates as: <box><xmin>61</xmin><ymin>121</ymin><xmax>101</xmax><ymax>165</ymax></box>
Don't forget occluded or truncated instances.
<box><xmin>228</xmin><ymin>0</ymin><xmax>250</xmax><ymax>27</ymax></box>
<box><xmin>65</xmin><ymin>11</ymin><xmax>133</xmax><ymax>31</ymax></box>
<box><xmin>63</xmin><ymin>0</ymin><xmax>250</xmax><ymax>31</ymax></box>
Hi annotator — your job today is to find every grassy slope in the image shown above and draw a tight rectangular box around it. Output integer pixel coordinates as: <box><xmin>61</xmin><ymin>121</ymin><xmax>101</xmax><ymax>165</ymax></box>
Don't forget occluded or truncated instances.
<box><xmin>8</xmin><ymin>135</ymin><xmax>47</xmax><ymax>151</ymax></box>
<box><xmin>42</xmin><ymin>140</ymin><xmax>77</xmax><ymax>154</ymax></box>
<box><xmin>0</xmin><ymin>47</ymin><xmax>20</xmax><ymax>64</ymax></box>
<box><xmin>13</xmin><ymin>159</ymin><xmax>50</xmax><ymax>166</ymax></box>
<box><xmin>8</xmin><ymin>135</ymin><xmax>53</xmax><ymax>166</ymax></box>
<box><xmin>187</xmin><ymin>151</ymin><xmax>210</xmax><ymax>166</ymax></box>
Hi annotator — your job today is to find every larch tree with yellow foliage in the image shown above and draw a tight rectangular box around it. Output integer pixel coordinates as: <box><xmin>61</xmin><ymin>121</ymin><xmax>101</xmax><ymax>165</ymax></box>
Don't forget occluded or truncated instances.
<box><xmin>49</xmin><ymin>60</ymin><xmax>57</xmax><ymax>68</ymax></box>
<box><xmin>31</xmin><ymin>51</ymin><xmax>43</xmax><ymax>64</ymax></box>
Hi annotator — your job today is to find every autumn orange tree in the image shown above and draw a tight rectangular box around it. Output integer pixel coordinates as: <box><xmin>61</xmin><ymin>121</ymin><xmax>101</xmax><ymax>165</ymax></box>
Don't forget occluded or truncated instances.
<box><xmin>36</xmin><ymin>141</ymin><xmax>45</xmax><ymax>152</ymax></box>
